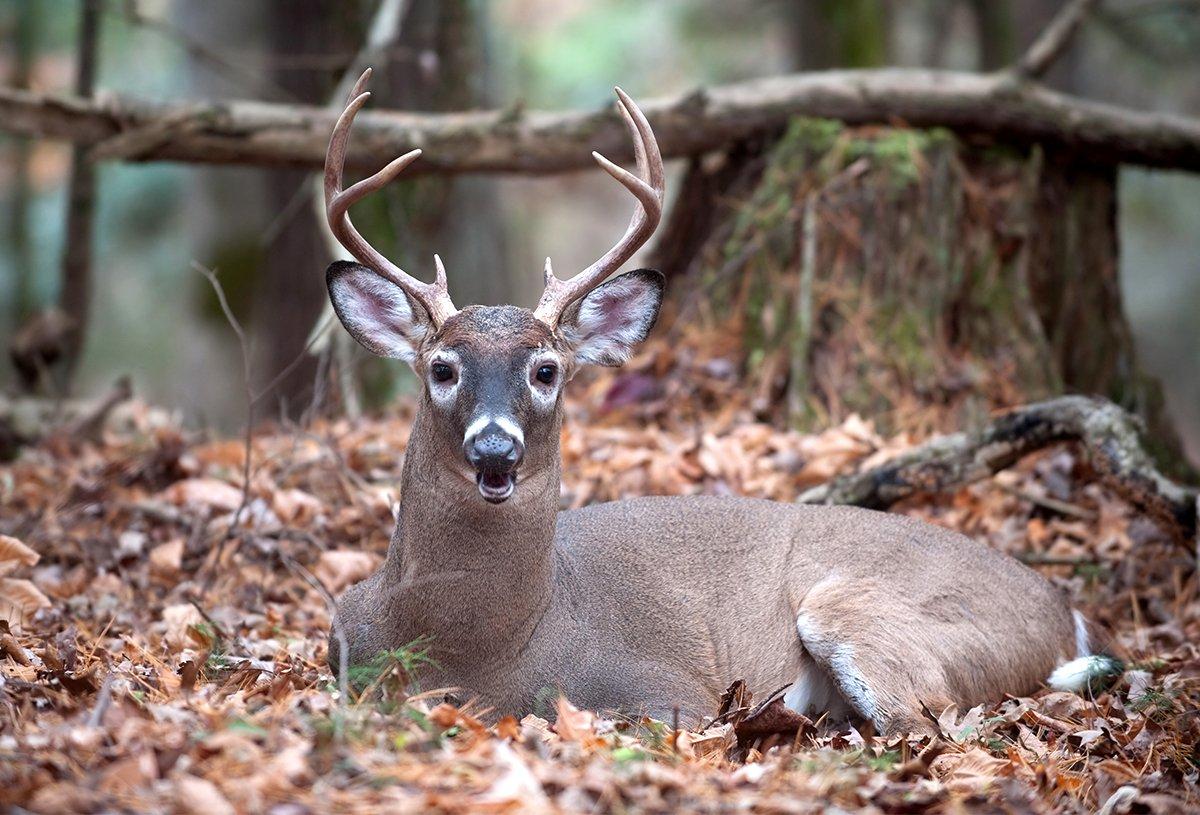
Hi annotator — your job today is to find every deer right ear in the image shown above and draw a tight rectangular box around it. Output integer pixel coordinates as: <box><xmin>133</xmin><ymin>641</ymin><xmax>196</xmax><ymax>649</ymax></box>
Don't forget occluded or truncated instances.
<box><xmin>326</xmin><ymin>261</ymin><xmax>432</xmax><ymax>363</ymax></box>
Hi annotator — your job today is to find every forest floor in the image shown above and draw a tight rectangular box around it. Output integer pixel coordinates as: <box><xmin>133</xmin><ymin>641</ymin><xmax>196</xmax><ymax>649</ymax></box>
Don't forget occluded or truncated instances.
<box><xmin>1</xmin><ymin>346</ymin><xmax>1197</xmax><ymax>813</ymax></box>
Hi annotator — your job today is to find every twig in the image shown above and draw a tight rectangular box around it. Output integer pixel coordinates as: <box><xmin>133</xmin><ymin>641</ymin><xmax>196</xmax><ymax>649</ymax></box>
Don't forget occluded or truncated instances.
<box><xmin>86</xmin><ymin>672</ymin><xmax>114</xmax><ymax>728</ymax></box>
<box><xmin>251</xmin><ymin>313</ymin><xmax>334</xmax><ymax>408</ymax></box>
<box><xmin>58</xmin><ymin>375</ymin><xmax>133</xmax><ymax>440</ymax></box>
<box><xmin>1012</xmin><ymin>0</ymin><xmax>1102</xmax><ymax>79</ymax></box>
<box><xmin>1018</xmin><ymin>554</ymin><xmax>1105</xmax><ymax>567</ymax></box>
<box><xmin>108</xmin><ymin>0</ymin><xmax>300</xmax><ymax>103</ymax></box>
<box><xmin>192</xmin><ymin>262</ymin><xmax>254</xmax><ymax>593</ymax></box>
<box><xmin>280</xmin><ymin>552</ymin><xmax>350</xmax><ymax>715</ymax></box>
<box><xmin>995</xmin><ymin>482</ymin><xmax>1098</xmax><ymax>520</ymax></box>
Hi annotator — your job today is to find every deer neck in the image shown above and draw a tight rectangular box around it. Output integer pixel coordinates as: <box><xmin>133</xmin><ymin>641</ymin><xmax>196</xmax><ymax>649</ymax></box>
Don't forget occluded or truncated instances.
<box><xmin>385</xmin><ymin>404</ymin><xmax>562</xmax><ymax>660</ymax></box>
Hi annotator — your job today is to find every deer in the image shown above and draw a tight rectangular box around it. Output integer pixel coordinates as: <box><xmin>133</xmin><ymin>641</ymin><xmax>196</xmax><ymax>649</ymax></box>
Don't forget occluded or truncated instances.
<box><xmin>322</xmin><ymin>69</ymin><xmax>1115</xmax><ymax>736</ymax></box>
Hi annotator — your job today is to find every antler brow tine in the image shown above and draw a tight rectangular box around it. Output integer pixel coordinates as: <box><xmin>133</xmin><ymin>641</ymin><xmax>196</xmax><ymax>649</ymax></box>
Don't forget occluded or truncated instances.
<box><xmin>533</xmin><ymin>88</ymin><xmax>665</xmax><ymax>328</ymax></box>
<box><xmin>324</xmin><ymin>69</ymin><xmax>457</xmax><ymax>327</ymax></box>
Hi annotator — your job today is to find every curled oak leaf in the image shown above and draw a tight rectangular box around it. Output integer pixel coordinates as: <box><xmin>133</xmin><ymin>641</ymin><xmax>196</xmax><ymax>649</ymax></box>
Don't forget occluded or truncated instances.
<box><xmin>0</xmin><ymin>535</ymin><xmax>39</xmax><ymax>575</ymax></box>
<box><xmin>0</xmin><ymin>577</ymin><xmax>51</xmax><ymax>631</ymax></box>
<box><xmin>734</xmin><ymin>684</ymin><xmax>813</xmax><ymax>748</ymax></box>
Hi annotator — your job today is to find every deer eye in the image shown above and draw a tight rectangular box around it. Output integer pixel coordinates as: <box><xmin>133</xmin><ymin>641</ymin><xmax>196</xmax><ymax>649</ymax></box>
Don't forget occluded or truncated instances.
<box><xmin>534</xmin><ymin>364</ymin><xmax>557</xmax><ymax>385</ymax></box>
<box><xmin>430</xmin><ymin>361</ymin><xmax>455</xmax><ymax>383</ymax></box>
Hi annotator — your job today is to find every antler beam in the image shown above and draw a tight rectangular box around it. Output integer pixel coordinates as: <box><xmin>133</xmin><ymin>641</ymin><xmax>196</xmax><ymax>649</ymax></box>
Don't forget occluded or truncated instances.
<box><xmin>533</xmin><ymin>88</ymin><xmax>665</xmax><ymax>327</ymax></box>
<box><xmin>323</xmin><ymin>69</ymin><xmax>457</xmax><ymax>327</ymax></box>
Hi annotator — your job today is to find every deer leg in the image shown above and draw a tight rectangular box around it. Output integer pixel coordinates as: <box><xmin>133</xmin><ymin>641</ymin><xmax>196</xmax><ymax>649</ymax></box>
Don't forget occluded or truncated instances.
<box><xmin>328</xmin><ymin>570</ymin><xmax>394</xmax><ymax>679</ymax></box>
<box><xmin>791</xmin><ymin>579</ymin><xmax>955</xmax><ymax>736</ymax></box>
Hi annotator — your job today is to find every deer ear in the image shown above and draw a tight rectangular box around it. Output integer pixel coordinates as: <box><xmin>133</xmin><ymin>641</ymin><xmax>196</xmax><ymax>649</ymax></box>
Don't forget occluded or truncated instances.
<box><xmin>326</xmin><ymin>261</ymin><xmax>432</xmax><ymax>363</ymax></box>
<box><xmin>560</xmin><ymin>269</ymin><xmax>664</xmax><ymax>367</ymax></box>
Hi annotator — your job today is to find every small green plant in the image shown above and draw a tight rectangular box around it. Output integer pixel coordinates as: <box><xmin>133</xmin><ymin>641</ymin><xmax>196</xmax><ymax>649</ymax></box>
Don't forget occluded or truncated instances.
<box><xmin>611</xmin><ymin>745</ymin><xmax>653</xmax><ymax>764</ymax></box>
<box><xmin>346</xmin><ymin>635</ymin><xmax>439</xmax><ymax>704</ymax></box>
<box><xmin>845</xmin><ymin>749</ymin><xmax>902</xmax><ymax>772</ymax></box>
<box><xmin>1130</xmin><ymin>687</ymin><xmax>1179</xmax><ymax>721</ymax></box>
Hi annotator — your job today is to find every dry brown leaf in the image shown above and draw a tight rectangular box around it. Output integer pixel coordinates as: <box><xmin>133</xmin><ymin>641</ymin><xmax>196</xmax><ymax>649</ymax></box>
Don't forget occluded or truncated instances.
<box><xmin>159</xmin><ymin>477</ymin><xmax>244</xmax><ymax>513</ymax></box>
<box><xmin>149</xmin><ymin>539</ymin><xmax>184</xmax><ymax>577</ymax></box>
<box><xmin>935</xmin><ymin>747</ymin><xmax>1012</xmax><ymax>794</ymax></box>
<box><xmin>0</xmin><ymin>577</ymin><xmax>51</xmax><ymax>630</ymax></box>
<box><xmin>314</xmin><ymin>549</ymin><xmax>379</xmax><ymax>595</ymax></box>
<box><xmin>161</xmin><ymin>603</ymin><xmax>205</xmax><ymax>650</ymax></box>
<box><xmin>676</xmin><ymin>723</ymin><xmax>735</xmax><ymax>760</ymax></box>
<box><xmin>172</xmin><ymin>774</ymin><xmax>236</xmax><ymax>815</ymax></box>
<box><xmin>272</xmin><ymin>488</ymin><xmax>324</xmax><ymax>525</ymax></box>
<box><xmin>0</xmin><ymin>535</ymin><xmax>39</xmax><ymax>576</ymax></box>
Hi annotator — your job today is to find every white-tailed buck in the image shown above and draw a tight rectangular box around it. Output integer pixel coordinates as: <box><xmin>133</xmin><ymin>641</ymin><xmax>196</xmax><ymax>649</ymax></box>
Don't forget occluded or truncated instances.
<box><xmin>324</xmin><ymin>70</ymin><xmax>1111</xmax><ymax>734</ymax></box>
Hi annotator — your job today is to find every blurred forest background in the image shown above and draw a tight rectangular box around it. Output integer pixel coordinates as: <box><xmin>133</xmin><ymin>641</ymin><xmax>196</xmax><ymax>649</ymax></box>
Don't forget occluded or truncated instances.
<box><xmin>0</xmin><ymin>0</ymin><xmax>1197</xmax><ymax>463</ymax></box>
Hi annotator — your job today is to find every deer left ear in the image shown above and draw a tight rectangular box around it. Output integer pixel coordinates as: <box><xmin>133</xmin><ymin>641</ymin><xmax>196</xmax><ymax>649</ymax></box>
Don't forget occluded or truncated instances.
<box><xmin>559</xmin><ymin>269</ymin><xmax>664</xmax><ymax>367</ymax></box>
<box><xmin>327</xmin><ymin>260</ymin><xmax>433</xmax><ymax>364</ymax></box>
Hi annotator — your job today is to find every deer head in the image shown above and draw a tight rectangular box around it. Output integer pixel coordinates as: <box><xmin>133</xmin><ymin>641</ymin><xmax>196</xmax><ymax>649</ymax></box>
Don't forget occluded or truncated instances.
<box><xmin>324</xmin><ymin>70</ymin><xmax>665</xmax><ymax>504</ymax></box>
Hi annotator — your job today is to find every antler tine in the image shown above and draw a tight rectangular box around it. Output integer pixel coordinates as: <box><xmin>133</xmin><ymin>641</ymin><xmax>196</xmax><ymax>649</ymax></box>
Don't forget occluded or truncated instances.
<box><xmin>324</xmin><ymin>69</ymin><xmax>457</xmax><ymax>327</ymax></box>
<box><xmin>534</xmin><ymin>88</ymin><xmax>665</xmax><ymax>326</ymax></box>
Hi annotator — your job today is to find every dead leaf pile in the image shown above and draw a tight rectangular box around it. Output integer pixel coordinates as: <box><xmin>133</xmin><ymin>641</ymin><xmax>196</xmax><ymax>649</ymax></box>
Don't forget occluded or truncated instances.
<box><xmin>0</xmin><ymin>357</ymin><xmax>1196</xmax><ymax>813</ymax></box>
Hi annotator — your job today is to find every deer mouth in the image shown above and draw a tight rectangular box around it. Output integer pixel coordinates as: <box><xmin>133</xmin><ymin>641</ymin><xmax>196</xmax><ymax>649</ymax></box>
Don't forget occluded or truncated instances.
<box><xmin>476</xmin><ymin>470</ymin><xmax>516</xmax><ymax>503</ymax></box>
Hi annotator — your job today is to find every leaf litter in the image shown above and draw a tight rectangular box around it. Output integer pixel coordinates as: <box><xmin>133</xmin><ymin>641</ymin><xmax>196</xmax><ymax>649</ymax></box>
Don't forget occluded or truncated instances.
<box><xmin>1</xmin><ymin>347</ymin><xmax>1197</xmax><ymax>813</ymax></box>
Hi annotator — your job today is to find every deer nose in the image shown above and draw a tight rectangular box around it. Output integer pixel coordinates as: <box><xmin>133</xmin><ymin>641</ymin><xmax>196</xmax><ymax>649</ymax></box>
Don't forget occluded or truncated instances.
<box><xmin>464</xmin><ymin>422</ymin><xmax>524</xmax><ymax>472</ymax></box>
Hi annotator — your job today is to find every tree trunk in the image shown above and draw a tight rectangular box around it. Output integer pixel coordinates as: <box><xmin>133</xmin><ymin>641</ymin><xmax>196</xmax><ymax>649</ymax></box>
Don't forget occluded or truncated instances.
<box><xmin>656</xmin><ymin>117</ymin><xmax>1185</xmax><ymax>466</ymax></box>
<box><xmin>376</xmin><ymin>0</ymin><xmax>509</xmax><ymax>306</ymax></box>
<box><xmin>250</xmin><ymin>0</ymin><xmax>360</xmax><ymax>415</ymax></box>
<box><xmin>55</xmin><ymin>0</ymin><xmax>101</xmax><ymax>391</ymax></box>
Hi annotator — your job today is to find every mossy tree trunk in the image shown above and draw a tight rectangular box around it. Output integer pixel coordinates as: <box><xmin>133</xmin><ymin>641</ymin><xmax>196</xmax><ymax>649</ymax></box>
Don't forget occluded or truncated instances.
<box><xmin>654</xmin><ymin>118</ymin><xmax>1183</xmax><ymax>463</ymax></box>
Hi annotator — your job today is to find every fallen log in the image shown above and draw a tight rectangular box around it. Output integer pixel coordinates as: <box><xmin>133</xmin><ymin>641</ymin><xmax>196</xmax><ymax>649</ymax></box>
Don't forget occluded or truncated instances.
<box><xmin>798</xmin><ymin>396</ymin><xmax>1197</xmax><ymax>549</ymax></box>
<box><xmin>3</xmin><ymin>68</ymin><xmax>1200</xmax><ymax>174</ymax></box>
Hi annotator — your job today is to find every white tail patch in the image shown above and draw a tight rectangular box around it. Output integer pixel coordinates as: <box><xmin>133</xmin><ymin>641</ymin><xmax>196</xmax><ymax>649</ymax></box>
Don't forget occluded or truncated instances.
<box><xmin>1072</xmin><ymin>609</ymin><xmax>1090</xmax><ymax>658</ymax></box>
<box><xmin>1047</xmin><ymin>655</ymin><xmax>1122</xmax><ymax>692</ymax></box>
<box><xmin>791</xmin><ymin>613</ymin><xmax>876</xmax><ymax>724</ymax></box>
<box><xmin>1047</xmin><ymin>611</ymin><xmax>1122</xmax><ymax>693</ymax></box>
<box><xmin>782</xmin><ymin>660</ymin><xmax>853</xmax><ymax>721</ymax></box>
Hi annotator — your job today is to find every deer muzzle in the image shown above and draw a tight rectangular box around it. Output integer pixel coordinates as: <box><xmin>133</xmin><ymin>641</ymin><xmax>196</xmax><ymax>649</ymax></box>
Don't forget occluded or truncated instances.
<box><xmin>463</xmin><ymin>421</ymin><xmax>525</xmax><ymax>504</ymax></box>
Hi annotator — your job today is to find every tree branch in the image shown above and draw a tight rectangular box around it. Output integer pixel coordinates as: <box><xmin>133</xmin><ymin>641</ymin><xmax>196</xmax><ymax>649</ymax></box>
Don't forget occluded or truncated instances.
<box><xmin>798</xmin><ymin>396</ymin><xmax>1197</xmax><ymax>549</ymax></box>
<box><xmin>1012</xmin><ymin>0</ymin><xmax>1101</xmax><ymax>79</ymax></box>
<box><xmin>4</xmin><ymin>68</ymin><xmax>1200</xmax><ymax>173</ymax></box>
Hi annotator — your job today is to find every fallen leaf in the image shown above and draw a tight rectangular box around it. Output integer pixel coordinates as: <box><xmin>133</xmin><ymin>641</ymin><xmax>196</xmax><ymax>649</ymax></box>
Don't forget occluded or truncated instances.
<box><xmin>159</xmin><ymin>478</ymin><xmax>244</xmax><ymax>513</ymax></box>
<box><xmin>313</xmin><ymin>549</ymin><xmax>378</xmax><ymax>595</ymax></box>
<box><xmin>173</xmin><ymin>774</ymin><xmax>236</xmax><ymax>815</ymax></box>
<box><xmin>149</xmin><ymin>539</ymin><xmax>184</xmax><ymax>577</ymax></box>
<box><xmin>161</xmin><ymin>604</ymin><xmax>205</xmax><ymax>650</ymax></box>
<box><xmin>0</xmin><ymin>577</ymin><xmax>51</xmax><ymax>630</ymax></box>
<box><xmin>0</xmin><ymin>535</ymin><xmax>39</xmax><ymax>576</ymax></box>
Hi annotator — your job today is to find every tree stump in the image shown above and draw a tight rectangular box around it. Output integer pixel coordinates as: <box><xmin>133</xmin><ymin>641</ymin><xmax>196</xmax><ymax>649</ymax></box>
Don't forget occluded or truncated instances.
<box><xmin>655</xmin><ymin>118</ymin><xmax>1184</xmax><ymax>465</ymax></box>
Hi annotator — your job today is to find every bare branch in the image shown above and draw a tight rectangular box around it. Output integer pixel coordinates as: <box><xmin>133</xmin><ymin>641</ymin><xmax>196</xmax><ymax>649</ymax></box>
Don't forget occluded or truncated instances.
<box><xmin>5</xmin><ymin>68</ymin><xmax>1200</xmax><ymax>173</ymax></box>
<box><xmin>1012</xmin><ymin>0</ymin><xmax>1102</xmax><ymax>79</ymax></box>
<box><xmin>280</xmin><ymin>552</ymin><xmax>350</xmax><ymax>715</ymax></box>
<box><xmin>191</xmin><ymin>262</ymin><xmax>254</xmax><ymax>594</ymax></box>
<box><xmin>798</xmin><ymin>396</ymin><xmax>1197</xmax><ymax>550</ymax></box>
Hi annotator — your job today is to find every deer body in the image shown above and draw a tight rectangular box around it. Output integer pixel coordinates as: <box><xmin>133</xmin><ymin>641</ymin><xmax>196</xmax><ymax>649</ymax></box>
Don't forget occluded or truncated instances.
<box><xmin>331</xmin><ymin>309</ymin><xmax>1080</xmax><ymax>732</ymax></box>
<box><xmin>322</xmin><ymin>71</ymin><xmax>1098</xmax><ymax>735</ymax></box>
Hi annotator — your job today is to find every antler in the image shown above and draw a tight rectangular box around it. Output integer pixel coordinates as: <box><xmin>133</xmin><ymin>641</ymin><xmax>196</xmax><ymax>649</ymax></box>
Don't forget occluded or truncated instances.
<box><xmin>533</xmin><ymin>88</ymin><xmax>665</xmax><ymax>327</ymax></box>
<box><xmin>324</xmin><ymin>69</ymin><xmax>457</xmax><ymax>327</ymax></box>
